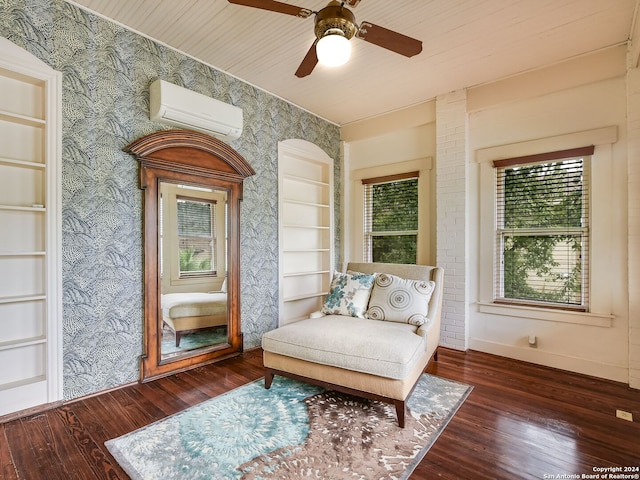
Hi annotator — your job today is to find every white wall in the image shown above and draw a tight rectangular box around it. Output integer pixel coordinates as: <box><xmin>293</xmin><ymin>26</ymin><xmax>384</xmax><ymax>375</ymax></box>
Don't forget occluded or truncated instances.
<box><xmin>467</xmin><ymin>72</ymin><xmax>629</xmax><ymax>383</ymax></box>
<box><xmin>342</xmin><ymin>109</ymin><xmax>437</xmax><ymax>266</ymax></box>
<box><xmin>340</xmin><ymin>45</ymin><xmax>637</xmax><ymax>385</ymax></box>
<box><xmin>627</xmin><ymin>65</ymin><xmax>640</xmax><ymax>389</ymax></box>
<box><xmin>347</xmin><ymin>124</ymin><xmax>436</xmax><ymax>170</ymax></box>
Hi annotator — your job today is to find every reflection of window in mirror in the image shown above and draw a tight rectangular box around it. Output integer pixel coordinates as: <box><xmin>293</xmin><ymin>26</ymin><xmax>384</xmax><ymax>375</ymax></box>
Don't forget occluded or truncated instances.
<box><xmin>160</xmin><ymin>183</ymin><xmax>227</xmax><ymax>295</ymax></box>
<box><xmin>177</xmin><ymin>195</ymin><xmax>217</xmax><ymax>278</ymax></box>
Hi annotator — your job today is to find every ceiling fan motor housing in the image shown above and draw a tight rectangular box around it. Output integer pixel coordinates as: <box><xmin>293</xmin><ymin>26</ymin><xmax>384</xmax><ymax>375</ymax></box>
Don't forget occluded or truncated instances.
<box><xmin>314</xmin><ymin>1</ymin><xmax>357</xmax><ymax>40</ymax></box>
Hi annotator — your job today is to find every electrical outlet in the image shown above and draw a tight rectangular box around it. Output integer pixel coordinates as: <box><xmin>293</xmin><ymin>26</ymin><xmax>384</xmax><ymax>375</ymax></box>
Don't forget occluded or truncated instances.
<box><xmin>616</xmin><ymin>409</ymin><xmax>633</xmax><ymax>422</ymax></box>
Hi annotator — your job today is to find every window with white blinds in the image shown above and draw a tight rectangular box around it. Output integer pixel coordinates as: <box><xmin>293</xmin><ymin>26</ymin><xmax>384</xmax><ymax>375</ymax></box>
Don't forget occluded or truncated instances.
<box><xmin>494</xmin><ymin>146</ymin><xmax>592</xmax><ymax>310</ymax></box>
<box><xmin>177</xmin><ymin>195</ymin><xmax>217</xmax><ymax>277</ymax></box>
<box><xmin>362</xmin><ymin>172</ymin><xmax>419</xmax><ymax>264</ymax></box>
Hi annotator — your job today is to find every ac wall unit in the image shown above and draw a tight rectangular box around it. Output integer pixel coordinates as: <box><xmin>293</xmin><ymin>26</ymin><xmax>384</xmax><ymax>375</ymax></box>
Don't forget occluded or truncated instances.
<box><xmin>149</xmin><ymin>79</ymin><xmax>243</xmax><ymax>141</ymax></box>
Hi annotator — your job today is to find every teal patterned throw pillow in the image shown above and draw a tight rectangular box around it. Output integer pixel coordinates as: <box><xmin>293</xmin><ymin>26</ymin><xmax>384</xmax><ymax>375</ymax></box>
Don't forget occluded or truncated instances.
<box><xmin>321</xmin><ymin>271</ymin><xmax>375</xmax><ymax>318</ymax></box>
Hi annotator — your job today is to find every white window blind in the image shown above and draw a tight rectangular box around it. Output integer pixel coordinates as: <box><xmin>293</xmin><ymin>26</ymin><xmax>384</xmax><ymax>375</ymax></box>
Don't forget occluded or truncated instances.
<box><xmin>177</xmin><ymin>195</ymin><xmax>217</xmax><ymax>277</ymax></box>
<box><xmin>362</xmin><ymin>172</ymin><xmax>419</xmax><ymax>264</ymax></box>
<box><xmin>494</xmin><ymin>146</ymin><xmax>592</xmax><ymax>310</ymax></box>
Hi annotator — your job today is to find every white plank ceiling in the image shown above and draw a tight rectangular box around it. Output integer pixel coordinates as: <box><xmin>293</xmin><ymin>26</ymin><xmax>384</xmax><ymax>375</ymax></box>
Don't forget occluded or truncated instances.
<box><xmin>67</xmin><ymin>0</ymin><xmax>638</xmax><ymax>126</ymax></box>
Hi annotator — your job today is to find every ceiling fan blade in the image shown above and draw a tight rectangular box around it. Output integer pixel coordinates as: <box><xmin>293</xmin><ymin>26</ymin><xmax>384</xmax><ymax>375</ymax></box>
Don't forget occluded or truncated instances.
<box><xmin>227</xmin><ymin>0</ymin><xmax>312</xmax><ymax>18</ymax></box>
<box><xmin>295</xmin><ymin>41</ymin><xmax>318</xmax><ymax>78</ymax></box>
<box><xmin>357</xmin><ymin>21</ymin><xmax>422</xmax><ymax>57</ymax></box>
<box><xmin>344</xmin><ymin>0</ymin><xmax>362</xmax><ymax>6</ymax></box>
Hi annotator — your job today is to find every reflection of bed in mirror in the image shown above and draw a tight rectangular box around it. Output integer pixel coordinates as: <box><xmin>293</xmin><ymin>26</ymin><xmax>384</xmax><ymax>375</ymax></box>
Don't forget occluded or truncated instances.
<box><xmin>161</xmin><ymin>292</ymin><xmax>227</xmax><ymax>347</ymax></box>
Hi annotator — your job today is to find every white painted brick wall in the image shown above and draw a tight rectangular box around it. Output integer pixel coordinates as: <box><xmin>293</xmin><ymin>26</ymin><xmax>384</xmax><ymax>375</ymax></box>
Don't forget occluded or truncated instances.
<box><xmin>628</xmin><ymin>68</ymin><xmax>640</xmax><ymax>389</ymax></box>
<box><xmin>435</xmin><ymin>90</ymin><xmax>469</xmax><ymax>351</ymax></box>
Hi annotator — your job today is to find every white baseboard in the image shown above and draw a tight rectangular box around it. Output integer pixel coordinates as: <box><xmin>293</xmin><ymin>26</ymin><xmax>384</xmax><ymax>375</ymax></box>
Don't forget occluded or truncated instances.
<box><xmin>469</xmin><ymin>338</ymin><xmax>629</xmax><ymax>384</ymax></box>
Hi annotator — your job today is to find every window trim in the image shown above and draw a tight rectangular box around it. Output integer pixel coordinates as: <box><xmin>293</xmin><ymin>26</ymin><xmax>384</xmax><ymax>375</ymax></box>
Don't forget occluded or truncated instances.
<box><xmin>475</xmin><ymin>126</ymin><xmax>617</xmax><ymax>327</ymax></box>
<box><xmin>491</xmin><ymin>146</ymin><xmax>595</xmax><ymax>168</ymax></box>
<box><xmin>362</xmin><ymin>173</ymin><xmax>419</xmax><ymax>263</ymax></box>
<box><xmin>361</xmin><ymin>171</ymin><xmax>420</xmax><ymax>185</ymax></box>
<box><xmin>493</xmin><ymin>152</ymin><xmax>591</xmax><ymax>311</ymax></box>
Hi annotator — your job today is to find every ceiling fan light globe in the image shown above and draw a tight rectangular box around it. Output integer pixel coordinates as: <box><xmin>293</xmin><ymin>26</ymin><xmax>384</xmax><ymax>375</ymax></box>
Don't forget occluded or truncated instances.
<box><xmin>316</xmin><ymin>34</ymin><xmax>351</xmax><ymax>67</ymax></box>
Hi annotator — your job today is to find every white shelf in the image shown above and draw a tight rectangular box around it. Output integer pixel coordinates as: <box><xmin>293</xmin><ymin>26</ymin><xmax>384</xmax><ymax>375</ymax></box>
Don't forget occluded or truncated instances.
<box><xmin>283</xmin><ymin>292</ymin><xmax>327</xmax><ymax>303</ymax></box>
<box><xmin>0</xmin><ymin>109</ymin><xmax>45</xmax><ymax>127</ymax></box>
<box><xmin>282</xmin><ymin>224</ymin><xmax>330</xmax><ymax>230</ymax></box>
<box><xmin>0</xmin><ymin>375</ymin><xmax>46</xmax><ymax>392</ymax></box>
<box><xmin>0</xmin><ymin>157</ymin><xmax>45</xmax><ymax>169</ymax></box>
<box><xmin>283</xmin><ymin>270</ymin><xmax>330</xmax><ymax>278</ymax></box>
<box><xmin>0</xmin><ymin>336</ymin><xmax>46</xmax><ymax>352</ymax></box>
<box><xmin>0</xmin><ymin>204</ymin><xmax>45</xmax><ymax>212</ymax></box>
<box><xmin>283</xmin><ymin>173</ymin><xmax>330</xmax><ymax>187</ymax></box>
<box><xmin>283</xmin><ymin>199</ymin><xmax>330</xmax><ymax>208</ymax></box>
<box><xmin>0</xmin><ymin>294</ymin><xmax>46</xmax><ymax>305</ymax></box>
<box><xmin>0</xmin><ymin>252</ymin><xmax>46</xmax><ymax>257</ymax></box>
<box><xmin>282</xmin><ymin>248</ymin><xmax>330</xmax><ymax>253</ymax></box>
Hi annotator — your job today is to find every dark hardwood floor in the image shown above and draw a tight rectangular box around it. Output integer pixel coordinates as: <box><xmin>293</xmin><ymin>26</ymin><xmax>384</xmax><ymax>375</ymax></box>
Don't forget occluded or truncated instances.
<box><xmin>1</xmin><ymin>348</ymin><xmax>638</xmax><ymax>479</ymax></box>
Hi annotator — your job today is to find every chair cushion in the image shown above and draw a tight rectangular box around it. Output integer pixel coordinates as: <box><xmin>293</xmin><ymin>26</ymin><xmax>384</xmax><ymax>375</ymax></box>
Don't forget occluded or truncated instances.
<box><xmin>321</xmin><ymin>271</ymin><xmax>375</xmax><ymax>318</ymax></box>
<box><xmin>366</xmin><ymin>273</ymin><xmax>435</xmax><ymax>326</ymax></box>
<box><xmin>262</xmin><ymin>315</ymin><xmax>426</xmax><ymax>380</ymax></box>
<box><xmin>161</xmin><ymin>292</ymin><xmax>227</xmax><ymax>318</ymax></box>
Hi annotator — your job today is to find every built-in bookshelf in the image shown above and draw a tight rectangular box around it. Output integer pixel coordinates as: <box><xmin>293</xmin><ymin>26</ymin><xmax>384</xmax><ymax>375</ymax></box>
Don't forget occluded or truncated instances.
<box><xmin>278</xmin><ymin>140</ymin><xmax>334</xmax><ymax>326</ymax></box>
<box><xmin>0</xmin><ymin>39</ymin><xmax>61</xmax><ymax>416</ymax></box>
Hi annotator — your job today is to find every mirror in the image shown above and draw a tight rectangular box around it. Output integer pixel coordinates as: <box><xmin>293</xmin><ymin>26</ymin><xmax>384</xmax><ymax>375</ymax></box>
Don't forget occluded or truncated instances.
<box><xmin>159</xmin><ymin>182</ymin><xmax>229</xmax><ymax>359</ymax></box>
<box><xmin>125</xmin><ymin>130</ymin><xmax>255</xmax><ymax>381</ymax></box>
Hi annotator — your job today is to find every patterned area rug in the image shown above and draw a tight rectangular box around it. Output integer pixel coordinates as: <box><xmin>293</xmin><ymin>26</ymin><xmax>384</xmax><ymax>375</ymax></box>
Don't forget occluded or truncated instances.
<box><xmin>106</xmin><ymin>374</ymin><xmax>472</xmax><ymax>480</ymax></box>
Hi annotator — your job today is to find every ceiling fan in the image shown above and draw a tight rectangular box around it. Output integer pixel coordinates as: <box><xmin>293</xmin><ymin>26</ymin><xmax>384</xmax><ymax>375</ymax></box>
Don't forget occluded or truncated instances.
<box><xmin>227</xmin><ymin>0</ymin><xmax>423</xmax><ymax>77</ymax></box>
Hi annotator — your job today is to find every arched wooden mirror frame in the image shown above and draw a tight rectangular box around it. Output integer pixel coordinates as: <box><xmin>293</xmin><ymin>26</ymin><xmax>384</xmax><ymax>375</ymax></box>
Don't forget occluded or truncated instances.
<box><xmin>126</xmin><ymin>130</ymin><xmax>255</xmax><ymax>381</ymax></box>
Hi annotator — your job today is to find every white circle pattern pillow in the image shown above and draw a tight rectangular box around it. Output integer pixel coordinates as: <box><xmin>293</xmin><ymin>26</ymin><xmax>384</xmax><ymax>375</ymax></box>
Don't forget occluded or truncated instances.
<box><xmin>366</xmin><ymin>273</ymin><xmax>435</xmax><ymax>326</ymax></box>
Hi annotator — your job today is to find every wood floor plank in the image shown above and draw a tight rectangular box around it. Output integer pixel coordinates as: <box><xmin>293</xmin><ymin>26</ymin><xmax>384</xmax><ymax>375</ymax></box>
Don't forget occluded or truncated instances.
<box><xmin>79</xmin><ymin>395</ymin><xmax>136</xmax><ymax>440</ymax></box>
<box><xmin>101</xmin><ymin>388</ymin><xmax>160</xmax><ymax>430</ymax></box>
<box><xmin>2</xmin><ymin>348</ymin><xmax>638</xmax><ymax>479</ymax></box>
<box><xmin>56</xmin><ymin>403</ymin><xmax>126</xmax><ymax>480</ymax></box>
<box><xmin>18</xmin><ymin>414</ymin><xmax>70</xmax><ymax>480</ymax></box>
<box><xmin>181</xmin><ymin>350</ymin><xmax>263</xmax><ymax>398</ymax></box>
<box><xmin>2</xmin><ymin>418</ymin><xmax>50</xmax><ymax>480</ymax></box>
<box><xmin>160</xmin><ymin>373</ymin><xmax>211</xmax><ymax>407</ymax></box>
<box><xmin>420</xmin><ymin>349</ymin><xmax>640</xmax><ymax>479</ymax></box>
<box><xmin>44</xmin><ymin>408</ymin><xmax>100</xmax><ymax>480</ymax></box>
<box><xmin>117</xmin><ymin>385</ymin><xmax>168</xmax><ymax>424</ymax></box>
<box><xmin>461</xmin><ymin>386</ymin><xmax>636</xmax><ymax>461</ymax></box>
<box><xmin>0</xmin><ymin>423</ymin><xmax>19</xmax><ymax>479</ymax></box>
<box><xmin>133</xmin><ymin>379</ymin><xmax>191</xmax><ymax>417</ymax></box>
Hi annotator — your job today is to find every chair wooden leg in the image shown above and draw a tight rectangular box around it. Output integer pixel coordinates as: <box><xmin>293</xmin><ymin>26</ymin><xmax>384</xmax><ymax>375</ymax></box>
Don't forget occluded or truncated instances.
<box><xmin>394</xmin><ymin>400</ymin><xmax>406</xmax><ymax>428</ymax></box>
<box><xmin>264</xmin><ymin>369</ymin><xmax>274</xmax><ymax>389</ymax></box>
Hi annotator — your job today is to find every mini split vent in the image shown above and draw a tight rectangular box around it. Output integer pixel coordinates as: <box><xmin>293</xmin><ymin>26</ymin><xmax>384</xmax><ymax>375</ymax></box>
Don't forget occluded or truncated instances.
<box><xmin>149</xmin><ymin>79</ymin><xmax>243</xmax><ymax>141</ymax></box>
